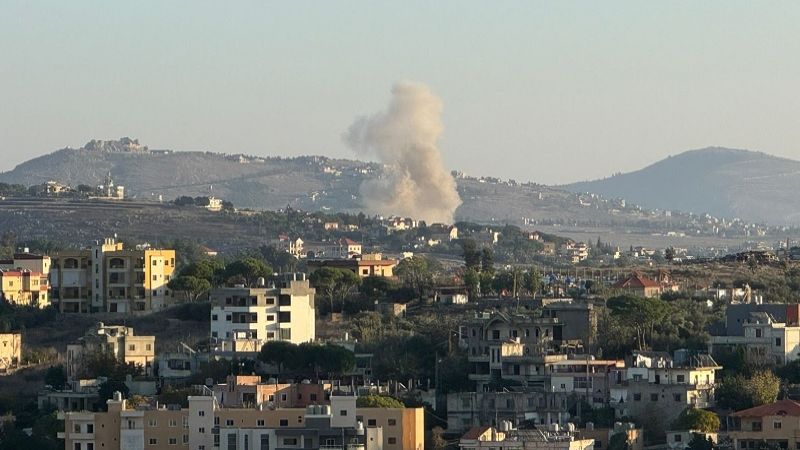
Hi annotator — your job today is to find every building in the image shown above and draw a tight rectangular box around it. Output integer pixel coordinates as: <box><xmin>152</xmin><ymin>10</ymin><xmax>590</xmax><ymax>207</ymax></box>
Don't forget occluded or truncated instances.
<box><xmin>546</xmin><ymin>357</ymin><xmax>626</xmax><ymax>409</ymax></box>
<box><xmin>612</xmin><ymin>273</ymin><xmax>662</xmax><ymax>298</ymax></box>
<box><xmin>0</xmin><ymin>251</ymin><xmax>52</xmax><ymax>275</ymax></box>
<box><xmin>447</xmin><ymin>390</ymin><xmax>570</xmax><ymax>434</ymax></box>
<box><xmin>0</xmin><ymin>332</ymin><xmax>22</xmax><ymax>374</ymax></box>
<box><xmin>458</xmin><ymin>423</ymin><xmax>595</xmax><ymax>450</ymax></box>
<box><xmin>665</xmin><ymin>430</ymin><xmax>717</xmax><ymax>450</ymax></box>
<box><xmin>272</xmin><ymin>235</ymin><xmax>305</xmax><ymax>258</ymax></box>
<box><xmin>462</xmin><ymin>311</ymin><xmax>565</xmax><ymax>391</ymax></box>
<box><xmin>612</xmin><ymin>351</ymin><xmax>721</xmax><ymax>428</ymax></box>
<box><xmin>725</xmin><ymin>399</ymin><xmax>800</xmax><ymax>450</ymax></box>
<box><xmin>59</xmin><ymin>392</ymin><xmax>425</xmax><ymax>450</ymax></box>
<box><xmin>50</xmin><ymin>237</ymin><xmax>176</xmax><ymax>313</ymax></box>
<box><xmin>0</xmin><ymin>269</ymin><xmax>49</xmax><ymax>307</ymax></box>
<box><xmin>307</xmin><ymin>254</ymin><xmax>397</xmax><ymax>278</ymax></box>
<box><xmin>541</xmin><ymin>301</ymin><xmax>598</xmax><ymax>347</ymax></box>
<box><xmin>38</xmin><ymin>378</ymin><xmax>102</xmax><ymax>412</ymax></box>
<box><xmin>66</xmin><ymin>323</ymin><xmax>156</xmax><ymax>379</ymax></box>
<box><xmin>710</xmin><ymin>306</ymin><xmax>800</xmax><ymax>365</ymax></box>
<box><xmin>210</xmin><ymin>273</ymin><xmax>316</xmax><ymax>357</ymax></box>
<box><xmin>560</xmin><ymin>241</ymin><xmax>589</xmax><ymax>263</ymax></box>
<box><xmin>579</xmin><ymin>423</ymin><xmax>643</xmax><ymax>450</ymax></box>
<box><xmin>213</xmin><ymin>376</ymin><xmax>330</xmax><ymax>409</ymax></box>
<box><xmin>434</xmin><ymin>286</ymin><xmax>469</xmax><ymax>304</ymax></box>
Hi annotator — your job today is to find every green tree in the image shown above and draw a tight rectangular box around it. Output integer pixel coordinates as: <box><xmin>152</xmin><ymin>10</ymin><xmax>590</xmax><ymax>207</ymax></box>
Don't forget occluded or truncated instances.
<box><xmin>168</xmin><ymin>276</ymin><xmax>212</xmax><ymax>302</ymax></box>
<box><xmin>481</xmin><ymin>247</ymin><xmax>495</xmax><ymax>274</ymax></box>
<box><xmin>98</xmin><ymin>380</ymin><xmax>130</xmax><ymax>407</ymax></box>
<box><xmin>525</xmin><ymin>268</ymin><xmax>542</xmax><ymax>296</ymax></box>
<box><xmin>309</xmin><ymin>267</ymin><xmax>361</xmax><ymax>314</ymax></box>
<box><xmin>359</xmin><ymin>276</ymin><xmax>396</xmax><ymax>301</ymax></box>
<box><xmin>44</xmin><ymin>365</ymin><xmax>66</xmax><ymax>390</ymax></box>
<box><xmin>395</xmin><ymin>256</ymin><xmax>434</xmax><ymax>299</ymax></box>
<box><xmin>607</xmin><ymin>295</ymin><xmax>670</xmax><ymax>350</ymax></box>
<box><xmin>461</xmin><ymin>239</ymin><xmax>481</xmax><ymax>269</ymax></box>
<box><xmin>224</xmin><ymin>257</ymin><xmax>272</xmax><ymax>286</ymax></box>
<box><xmin>672</xmin><ymin>407</ymin><xmax>721</xmax><ymax>432</ymax></box>
<box><xmin>687</xmin><ymin>434</ymin><xmax>715</xmax><ymax>450</ymax></box>
<box><xmin>258</xmin><ymin>341</ymin><xmax>297</xmax><ymax>375</ymax></box>
<box><xmin>608</xmin><ymin>432</ymin><xmax>630</xmax><ymax>450</ymax></box>
<box><xmin>716</xmin><ymin>371</ymin><xmax>780</xmax><ymax>411</ymax></box>
<box><xmin>356</xmin><ymin>395</ymin><xmax>405</xmax><ymax>408</ymax></box>
<box><xmin>463</xmin><ymin>268</ymin><xmax>480</xmax><ymax>299</ymax></box>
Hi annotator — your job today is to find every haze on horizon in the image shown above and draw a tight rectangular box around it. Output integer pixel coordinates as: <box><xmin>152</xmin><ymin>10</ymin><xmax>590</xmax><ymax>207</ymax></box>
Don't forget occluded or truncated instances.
<box><xmin>2</xmin><ymin>1</ymin><xmax>800</xmax><ymax>185</ymax></box>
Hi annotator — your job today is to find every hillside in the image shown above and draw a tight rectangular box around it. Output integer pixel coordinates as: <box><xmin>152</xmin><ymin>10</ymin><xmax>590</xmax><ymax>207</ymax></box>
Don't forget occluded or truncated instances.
<box><xmin>563</xmin><ymin>147</ymin><xmax>800</xmax><ymax>225</ymax></box>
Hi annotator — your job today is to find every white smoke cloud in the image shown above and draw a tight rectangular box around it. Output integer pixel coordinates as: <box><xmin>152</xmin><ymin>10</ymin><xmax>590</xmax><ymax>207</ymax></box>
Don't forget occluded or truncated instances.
<box><xmin>344</xmin><ymin>82</ymin><xmax>462</xmax><ymax>224</ymax></box>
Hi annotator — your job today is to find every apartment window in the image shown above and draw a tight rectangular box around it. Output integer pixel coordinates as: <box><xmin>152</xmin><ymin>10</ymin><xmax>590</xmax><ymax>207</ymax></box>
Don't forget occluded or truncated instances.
<box><xmin>674</xmin><ymin>394</ymin><xmax>682</xmax><ymax>402</ymax></box>
<box><xmin>198</xmin><ymin>410</ymin><xmax>205</xmax><ymax>416</ymax></box>
<box><xmin>388</xmin><ymin>419</ymin><xmax>397</xmax><ymax>426</ymax></box>
<box><xmin>340</xmin><ymin>410</ymin><xmax>348</xmax><ymax>416</ymax></box>
<box><xmin>199</xmin><ymin>427</ymin><xmax>205</xmax><ymax>433</ymax></box>
<box><xmin>215</xmin><ymin>417</ymin><xmax>220</xmax><ymax>425</ymax></box>
<box><xmin>226</xmin><ymin>315</ymin><xmax>231</xmax><ymax>321</ymax></box>
<box><xmin>148</xmin><ymin>419</ymin><xmax>157</xmax><ymax>427</ymax></box>
<box><xmin>149</xmin><ymin>438</ymin><xmax>158</xmax><ymax>445</ymax></box>
<box><xmin>777</xmin><ymin>338</ymin><xmax>782</xmax><ymax>347</ymax></box>
<box><xmin>169</xmin><ymin>419</ymin><xmax>177</xmax><ymax>427</ymax></box>
<box><xmin>326</xmin><ymin>438</ymin><xmax>336</xmax><ymax>446</ymax></box>
<box><xmin>388</xmin><ymin>437</ymin><xmax>397</xmax><ymax>444</ymax></box>
<box><xmin>226</xmin><ymin>419</ymin><xmax>234</xmax><ymax>426</ymax></box>
<box><xmin>74</xmin><ymin>444</ymin><xmax>80</xmax><ymax>450</ymax></box>
<box><xmin>169</xmin><ymin>438</ymin><xmax>177</xmax><ymax>445</ymax></box>
<box><xmin>87</xmin><ymin>424</ymin><xmax>94</xmax><ymax>433</ymax></box>
<box><xmin>212</xmin><ymin>314</ymin><xmax>218</xmax><ymax>321</ymax></box>
<box><xmin>183</xmin><ymin>416</ymin><xmax>188</xmax><ymax>428</ymax></box>
<box><xmin>650</xmin><ymin>393</ymin><xmax>659</xmax><ymax>401</ymax></box>
<box><xmin>676</xmin><ymin>374</ymin><xmax>685</xmax><ymax>383</ymax></box>
<box><xmin>368</xmin><ymin>419</ymin><xmax>377</xmax><ymax>426</ymax></box>
<box><xmin>775</xmin><ymin>421</ymin><xmax>782</xmax><ymax>429</ymax></box>
<box><xmin>283</xmin><ymin>438</ymin><xmax>298</xmax><ymax>446</ymax></box>
<box><xmin>492</xmin><ymin>330</ymin><xmax>500</xmax><ymax>339</ymax></box>
<box><xmin>146</xmin><ymin>344</ymin><xmax>152</xmax><ymax>351</ymax></box>
<box><xmin>87</xmin><ymin>444</ymin><xmax>94</xmax><ymax>450</ymax></box>
<box><xmin>266</xmin><ymin>298</ymin><xmax>275</xmax><ymax>305</ymax></box>
<box><xmin>310</xmin><ymin>393</ymin><xmax>317</xmax><ymax>401</ymax></box>
<box><xmin>266</xmin><ymin>314</ymin><xmax>274</xmax><ymax>321</ymax></box>
<box><xmin>675</xmin><ymin>435</ymin><xmax>682</xmax><ymax>442</ymax></box>
<box><xmin>756</xmin><ymin>329</ymin><xmax>762</xmax><ymax>338</ymax></box>
<box><xmin>183</xmin><ymin>434</ymin><xmax>188</xmax><ymax>443</ymax></box>
<box><xmin>129</xmin><ymin>344</ymin><xmax>136</xmax><ymax>351</ymax></box>
<box><xmin>279</xmin><ymin>419</ymin><xmax>288</xmax><ymax>427</ymax></box>
<box><xmin>595</xmin><ymin>441</ymin><xmax>603</xmax><ymax>448</ymax></box>
<box><xmin>153</xmin><ymin>275</ymin><xmax>158</xmax><ymax>281</ymax></box>
<box><xmin>257</xmin><ymin>419</ymin><xmax>265</xmax><ymax>427</ymax></box>
<box><xmin>74</xmin><ymin>424</ymin><xmax>81</xmax><ymax>433</ymax></box>
<box><xmin>278</xmin><ymin>311</ymin><xmax>291</xmax><ymax>323</ymax></box>
<box><xmin>268</xmin><ymin>394</ymin><xmax>275</xmax><ymax>401</ymax></box>
<box><xmin>267</xmin><ymin>332</ymin><xmax>275</xmax><ymax>339</ymax></box>
<box><xmin>228</xmin><ymin>433</ymin><xmax>237</xmax><ymax>450</ymax></box>
<box><xmin>633</xmin><ymin>393</ymin><xmax>641</xmax><ymax>401</ymax></box>
<box><xmin>152</xmin><ymin>260</ymin><xmax>158</xmax><ymax>266</ymax></box>
<box><xmin>260</xmin><ymin>434</ymin><xmax>269</xmax><ymax>450</ymax></box>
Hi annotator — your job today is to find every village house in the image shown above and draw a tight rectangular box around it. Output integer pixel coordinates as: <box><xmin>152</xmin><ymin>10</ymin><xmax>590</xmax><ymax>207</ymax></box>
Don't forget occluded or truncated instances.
<box><xmin>0</xmin><ymin>332</ymin><xmax>22</xmax><ymax>374</ymax></box>
<box><xmin>612</xmin><ymin>273</ymin><xmax>662</xmax><ymax>298</ymax></box>
<box><xmin>66</xmin><ymin>323</ymin><xmax>156</xmax><ymax>380</ymax></box>
<box><xmin>307</xmin><ymin>253</ymin><xmax>397</xmax><ymax>278</ymax></box>
<box><xmin>725</xmin><ymin>399</ymin><xmax>800</xmax><ymax>450</ymax></box>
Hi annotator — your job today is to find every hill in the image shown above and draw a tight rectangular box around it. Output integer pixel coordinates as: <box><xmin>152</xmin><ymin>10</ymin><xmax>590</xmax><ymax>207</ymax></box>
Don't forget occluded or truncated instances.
<box><xmin>563</xmin><ymin>147</ymin><xmax>800</xmax><ymax>225</ymax></box>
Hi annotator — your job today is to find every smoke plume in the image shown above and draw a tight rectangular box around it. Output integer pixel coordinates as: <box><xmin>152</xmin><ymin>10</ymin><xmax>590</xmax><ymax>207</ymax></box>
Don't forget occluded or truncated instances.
<box><xmin>344</xmin><ymin>82</ymin><xmax>462</xmax><ymax>224</ymax></box>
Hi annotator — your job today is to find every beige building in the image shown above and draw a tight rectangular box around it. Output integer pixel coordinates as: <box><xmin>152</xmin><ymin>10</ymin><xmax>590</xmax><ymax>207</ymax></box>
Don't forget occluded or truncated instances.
<box><xmin>307</xmin><ymin>253</ymin><xmax>397</xmax><ymax>278</ymax></box>
<box><xmin>459</xmin><ymin>424</ymin><xmax>595</xmax><ymax>450</ymax></box>
<box><xmin>213</xmin><ymin>376</ymin><xmax>330</xmax><ymax>409</ymax></box>
<box><xmin>66</xmin><ymin>323</ymin><xmax>155</xmax><ymax>379</ymax></box>
<box><xmin>0</xmin><ymin>269</ymin><xmax>49</xmax><ymax>307</ymax></box>
<box><xmin>0</xmin><ymin>333</ymin><xmax>22</xmax><ymax>374</ymax></box>
<box><xmin>60</xmin><ymin>393</ymin><xmax>425</xmax><ymax>450</ymax></box>
<box><xmin>710</xmin><ymin>308</ymin><xmax>800</xmax><ymax>365</ymax></box>
<box><xmin>726</xmin><ymin>399</ymin><xmax>800</xmax><ymax>450</ymax></box>
<box><xmin>210</xmin><ymin>273</ymin><xmax>316</xmax><ymax>357</ymax></box>
<box><xmin>50</xmin><ymin>237</ymin><xmax>176</xmax><ymax>313</ymax></box>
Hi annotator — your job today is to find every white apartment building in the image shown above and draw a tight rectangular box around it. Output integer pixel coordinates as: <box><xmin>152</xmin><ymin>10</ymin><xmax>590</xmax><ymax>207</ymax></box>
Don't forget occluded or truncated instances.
<box><xmin>710</xmin><ymin>310</ymin><xmax>800</xmax><ymax>365</ymax></box>
<box><xmin>210</xmin><ymin>273</ymin><xmax>316</xmax><ymax>356</ymax></box>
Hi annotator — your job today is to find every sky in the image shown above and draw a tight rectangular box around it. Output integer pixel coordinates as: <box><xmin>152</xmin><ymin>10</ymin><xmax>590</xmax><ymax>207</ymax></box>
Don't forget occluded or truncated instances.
<box><xmin>2</xmin><ymin>1</ymin><xmax>800</xmax><ymax>185</ymax></box>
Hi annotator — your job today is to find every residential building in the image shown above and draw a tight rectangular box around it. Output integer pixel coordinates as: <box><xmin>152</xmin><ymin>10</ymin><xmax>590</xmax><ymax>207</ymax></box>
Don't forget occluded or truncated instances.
<box><xmin>434</xmin><ymin>286</ymin><xmax>469</xmax><ymax>304</ymax></box>
<box><xmin>0</xmin><ymin>251</ymin><xmax>52</xmax><ymax>275</ymax></box>
<box><xmin>541</xmin><ymin>301</ymin><xmax>598</xmax><ymax>346</ymax></box>
<box><xmin>0</xmin><ymin>332</ymin><xmax>22</xmax><ymax>374</ymax></box>
<box><xmin>665</xmin><ymin>430</ymin><xmax>717</xmax><ymax>450</ymax></box>
<box><xmin>462</xmin><ymin>311</ymin><xmax>565</xmax><ymax>391</ymax></box>
<box><xmin>725</xmin><ymin>399</ymin><xmax>800</xmax><ymax>450</ymax></box>
<box><xmin>50</xmin><ymin>237</ymin><xmax>176</xmax><ymax>313</ymax></box>
<box><xmin>38</xmin><ymin>378</ymin><xmax>102</xmax><ymax>412</ymax></box>
<box><xmin>272</xmin><ymin>235</ymin><xmax>305</xmax><ymax>258</ymax></box>
<box><xmin>612</xmin><ymin>351</ymin><xmax>721</xmax><ymax>428</ymax></box>
<box><xmin>447</xmin><ymin>390</ymin><xmax>570</xmax><ymax>433</ymax></box>
<box><xmin>560</xmin><ymin>241</ymin><xmax>589</xmax><ymax>263</ymax></box>
<box><xmin>210</xmin><ymin>273</ymin><xmax>316</xmax><ymax>357</ymax></box>
<box><xmin>710</xmin><ymin>306</ymin><xmax>800</xmax><ymax>365</ymax></box>
<box><xmin>579</xmin><ymin>423</ymin><xmax>643</xmax><ymax>450</ymax></box>
<box><xmin>307</xmin><ymin>253</ymin><xmax>397</xmax><ymax>278</ymax></box>
<box><xmin>212</xmin><ymin>376</ymin><xmax>330</xmax><ymax>409</ymax></box>
<box><xmin>611</xmin><ymin>273</ymin><xmax>662</xmax><ymax>298</ymax></box>
<box><xmin>66</xmin><ymin>323</ymin><xmax>156</xmax><ymax>379</ymax></box>
<box><xmin>0</xmin><ymin>269</ymin><xmax>49</xmax><ymax>307</ymax></box>
<box><xmin>458</xmin><ymin>423</ymin><xmax>594</xmax><ymax>450</ymax></box>
<box><xmin>59</xmin><ymin>392</ymin><xmax>425</xmax><ymax>450</ymax></box>
<box><xmin>546</xmin><ymin>357</ymin><xmax>626</xmax><ymax>409</ymax></box>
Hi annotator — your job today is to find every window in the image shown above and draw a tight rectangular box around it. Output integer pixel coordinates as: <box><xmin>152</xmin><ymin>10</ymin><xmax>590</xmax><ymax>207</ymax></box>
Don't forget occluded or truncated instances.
<box><xmin>266</xmin><ymin>298</ymin><xmax>275</xmax><ymax>305</ymax></box>
<box><xmin>183</xmin><ymin>435</ymin><xmax>189</xmax><ymax>444</ymax></box>
<box><xmin>226</xmin><ymin>419</ymin><xmax>234</xmax><ymax>426</ymax></box>
<box><xmin>148</xmin><ymin>419</ymin><xmax>157</xmax><ymax>427</ymax></box>
<box><xmin>633</xmin><ymin>393</ymin><xmax>641</xmax><ymax>401</ymax></box>
<box><xmin>368</xmin><ymin>419</ymin><xmax>377</xmax><ymax>426</ymax></box>
<box><xmin>775</xmin><ymin>421</ymin><xmax>782</xmax><ymax>429</ymax></box>
<box><xmin>212</xmin><ymin>314</ymin><xmax>218</xmax><ymax>321</ymax></box>
<box><xmin>388</xmin><ymin>437</ymin><xmax>397</xmax><ymax>444</ymax></box>
<box><xmin>183</xmin><ymin>416</ymin><xmax>188</xmax><ymax>428</ymax></box>
<box><xmin>199</xmin><ymin>410</ymin><xmax>205</xmax><ymax>416</ymax></box>
<box><xmin>310</xmin><ymin>393</ymin><xmax>317</xmax><ymax>401</ymax></box>
<box><xmin>281</xmin><ymin>393</ymin><xmax>288</xmax><ymax>402</ymax></box>
<box><xmin>149</xmin><ymin>438</ymin><xmax>158</xmax><ymax>445</ymax></box>
<box><xmin>87</xmin><ymin>444</ymin><xmax>94</xmax><ymax>450</ymax></box>
<box><xmin>676</xmin><ymin>375</ymin><xmax>685</xmax><ymax>383</ymax></box>
<box><xmin>130</xmin><ymin>344</ymin><xmax>137</xmax><ymax>351</ymax></box>
<box><xmin>650</xmin><ymin>393</ymin><xmax>659</xmax><ymax>401</ymax></box>
<box><xmin>74</xmin><ymin>444</ymin><xmax>81</xmax><ymax>450</ymax></box>
<box><xmin>278</xmin><ymin>311</ymin><xmax>291</xmax><ymax>323</ymax></box>
<box><xmin>279</xmin><ymin>419</ymin><xmax>288</xmax><ymax>427</ymax></box>
<box><xmin>199</xmin><ymin>427</ymin><xmax>205</xmax><ymax>433</ymax></box>
<box><xmin>87</xmin><ymin>424</ymin><xmax>94</xmax><ymax>433</ymax></box>
<box><xmin>674</xmin><ymin>394</ymin><xmax>682</xmax><ymax>402</ymax></box>
<box><xmin>388</xmin><ymin>418</ymin><xmax>397</xmax><ymax>426</ymax></box>
<box><xmin>146</xmin><ymin>344</ymin><xmax>152</xmax><ymax>351</ymax></box>
<box><xmin>257</xmin><ymin>419</ymin><xmax>265</xmax><ymax>427</ymax></box>
<box><xmin>675</xmin><ymin>435</ymin><xmax>682</xmax><ymax>442</ymax></box>
<box><xmin>260</xmin><ymin>435</ymin><xmax>270</xmax><ymax>450</ymax></box>
<box><xmin>777</xmin><ymin>338</ymin><xmax>782</xmax><ymax>347</ymax></box>
<box><xmin>595</xmin><ymin>440</ymin><xmax>603</xmax><ymax>448</ymax></box>
<box><xmin>266</xmin><ymin>315</ymin><xmax>274</xmax><ymax>321</ymax></box>
<box><xmin>228</xmin><ymin>433</ymin><xmax>237</xmax><ymax>450</ymax></box>
<box><xmin>492</xmin><ymin>330</ymin><xmax>500</xmax><ymax>339</ymax></box>
<box><xmin>340</xmin><ymin>410</ymin><xmax>348</xmax><ymax>416</ymax></box>
<box><xmin>169</xmin><ymin>438</ymin><xmax>177</xmax><ymax>445</ymax></box>
<box><xmin>283</xmin><ymin>438</ymin><xmax>298</xmax><ymax>446</ymax></box>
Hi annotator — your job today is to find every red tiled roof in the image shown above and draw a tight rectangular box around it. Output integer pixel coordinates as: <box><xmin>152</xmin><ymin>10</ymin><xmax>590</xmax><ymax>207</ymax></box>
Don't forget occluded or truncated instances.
<box><xmin>613</xmin><ymin>273</ymin><xmax>660</xmax><ymax>289</ymax></box>
<box><xmin>461</xmin><ymin>426</ymin><xmax>491</xmax><ymax>440</ymax></box>
<box><xmin>340</xmin><ymin>238</ymin><xmax>360</xmax><ymax>246</ymax></box>
<box><xmin>730</xmin><ymin>399</ymin><xmax>800</xmax><ymax>417</ymax></box>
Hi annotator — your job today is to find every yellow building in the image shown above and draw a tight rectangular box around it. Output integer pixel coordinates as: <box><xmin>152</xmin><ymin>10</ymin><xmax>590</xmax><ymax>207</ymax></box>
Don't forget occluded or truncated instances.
<box><xmin>726</xmin><ymin>399</ymin><xmax>800</xmax><ymax>450</ymax></box>
<box><xmin>0</xmin><ymin>269</ymin><xmax>48</xmax><ymax>307</ymax></box>
<box><xmin>0</xmin><ymin>333</ymin><xmax>22</xmax><ymax>374</ymax></box>
<box><xmin>50</xmin><ymin>237</ymin><xmax>176</xmax><ymax>313</ymax></box>
<box><xmin>60</xmin><ymin>393</ymin><xmax>425</xmax><ymax>450</ymax></box>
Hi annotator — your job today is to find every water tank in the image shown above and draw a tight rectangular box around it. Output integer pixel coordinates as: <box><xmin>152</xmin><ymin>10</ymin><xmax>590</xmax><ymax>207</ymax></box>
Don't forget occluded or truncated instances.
<box><xmin>257</xmin><ymin>277</ymin><xmax>266</xmax><ymax>287</ymax></box>
<box><xmin>113</xmin><ymin>391</ymin><xmax>123</xmax><ymax>401</ymax></box>
<box><xmin>321</xmin><ymin>405</ymin><xmax>331</xmax><ymax>415</ymax></box>
<box><xmin>567</xmin><ymin>423</ymin><xmax>576</xmax><ymax>432</ymax></box>
<box><xmin>301</xmin><ymin>379</ymin><xmax>311</xmax><ymax>384</ymax></box>
<box><xmin>586</xmin><ymin>422</ymin><xmax>594</xmax><ymax>431</ymax></box>
<box><xmin>499</xmin><ymin>420</ymin><xmax>511</xmax><ymax>432</ymax></box>
<box><xmin>356</xmin><ymin>421</ymin><xmax>365</xmax><ymax>436</ymax></box>
<box><xmin>551</xmin><ymin>424</ymin><xmax>560</xmax><ymax>432</ymax></box>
